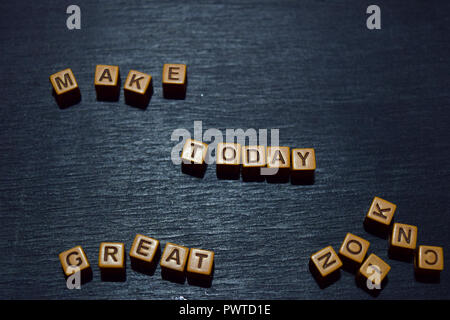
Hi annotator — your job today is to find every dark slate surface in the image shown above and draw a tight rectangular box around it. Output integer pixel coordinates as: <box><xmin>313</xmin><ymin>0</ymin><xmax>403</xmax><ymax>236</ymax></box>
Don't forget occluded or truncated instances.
<box><xmin>0</xmin><ymin>0</ymin><xmax>449</xmax><ymax>299</ymax></box>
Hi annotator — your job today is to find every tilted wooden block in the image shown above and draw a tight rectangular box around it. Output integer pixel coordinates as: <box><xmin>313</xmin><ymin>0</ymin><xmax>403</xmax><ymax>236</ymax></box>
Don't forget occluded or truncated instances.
<box><xmin>414</xmin><ymin>245</ymin><xmax>444</xmax><ymax>279</ymax></box>
<box><xmin>162</xmin><ymin>63</ymin><xmax>187</xmax><ymax>99</ymax></box>
<box><xmin>389</xmin><ymin>223</ymin><xmax>418</xmax><ymax>259</ymax></box>
<box><xmin>364</xmin><ymin>196</ymin><xmax>397</xmax><ymax>237</ymax></box>
<box><xmin>291</xmin><ymin>148</ymin><xmax>316</xmax><ymax>184</ymax></box>
<box><xmin>242</xmin><ymin>145</ymin><xmax>266</xmax><ymax>182</ymax></box>
<box><xmin>94</xmin><ymin>64</ymin><xmax>120</xmax><ymax>101</ymax></box>
<box><xmin>309</xmin><ymin>246</ymin><xmax>342</xmax><ymax>287</ymax></box>
<box><xmin>216</xmin><ymin>142</ymin><xmax>241</xmax><ymax>180</ymax></box>
<box><xmin>129</xmin><ymin>234</ymin><xmax>160</xmax><ymax>274</ymax></box>
<box><xmin>358</xmin><ymin>253</ymin><xmax>391</xmax><ymax>290</ymax></box>
<box><xmin>98</xmin><ymin>242</ymin><xmax>126</xmax><ymax>281</ymax></box>
<box><xmin>160</xmin><ymin>242</ymin><xmax>189</xmax><ymax>283</ymax></box>
<box><xmin>59</xmin><ymin>245</ymin><xmax>92</xmax><ymax>283</ymax></box>
<box><xmin>49</xmin><ymin>68</ymin><xmax>81</xmax><ymax>108</ymax></box>
<box><xmin>124</xmin><ymin>69</ymin><xmax>153</xmax><ymax>108</ymax></box>
<box><xmin>339</xmin><ymin>233</ymin><xmax>370</xmax><ymax>271</ymax></box>
<box><xmin>181</xmin><ymin>139</ymin><xmax>208</xmax><ymax>178</ymax></box>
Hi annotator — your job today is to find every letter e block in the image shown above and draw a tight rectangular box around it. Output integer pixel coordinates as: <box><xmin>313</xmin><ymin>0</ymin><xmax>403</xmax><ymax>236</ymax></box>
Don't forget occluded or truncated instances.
<box><xmin>98</xmin><ymin>242</ymin><xmax>126</xmax><ymax>281</ymax></box>
<box><xmin>187</xmin><ymin>248</ymin><xmax>215</xmax><ymax>287</ymax></box>
<box><xmin>58</xmin><ymin>245</ymin><xmax>92</xmax><ymax>284</ymax></box>
<box><xmin>339</xmin><ymin>233</ymin><xmax>370</xmax><ymax>272</ymax></box>
<box><xmin>309</xmin><ymin>246</ymin><xmax>342</xmax><ymax>288</ymax></box>
<box><xmin>94</xmin><ymin>65</ymin><xmax>120</xmax><ymax>101</ymax></box>
<box><xmin>181</xmin><ymin>139</ymin><xmax>208</xmax><ymax>178</ymax></box>
<box><xmin>162</xmin><ymin>63</ymin><xmax>187</xmax><ymax>99</ymax></box>
<box><xmin>160</xmin><ymin>242</ymin><xmax>189</xmax><ymax>283</ymax></box>
<box><xmin>216</xmin><ymin>142</ymin><xmax>241</xmax><ymax>180</ymax></box>
<box><xmin>129</xmin><ymin>234</ymin><xmax>160</xmax><ymax>275</ymax></box>
<box><xmin>291</xmin><ymin>148</ymin><xmax>316</xmax><ymax>184</ymax></box>
<box><xmin>414</xmin><ymin>245</ymin><xmax>444</xmax><ymax>281</ymax></box>
<box><xmin>242</xmin><ymin>146</ymin><xmax>266</xmax><ymax>182</ymax></box>
<box><xmin>364</xmin><ymin>196</ymin><xmax>396</xmax><ymax>237</ymax></box>
<box><xmin>49</xmin><ymin>68</ymin><xmax>81</xmax><ymax>108</ymax></box>
<box><xmin>124</xmin><ymin>70</ymin><xmax>153</xmax><ymax>108</ymax></box>
<box><xmin>389</xmin><ymin>223</ymin><xmax>418</xmax><ymax>260</ymax></box>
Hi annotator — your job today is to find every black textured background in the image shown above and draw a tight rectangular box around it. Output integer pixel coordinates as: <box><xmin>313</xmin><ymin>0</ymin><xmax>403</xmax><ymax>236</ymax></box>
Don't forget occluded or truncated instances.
<box><xmin>0</xmin><ymin>0</ymin><xmax>449</xmax><ymax>299</ymax></box>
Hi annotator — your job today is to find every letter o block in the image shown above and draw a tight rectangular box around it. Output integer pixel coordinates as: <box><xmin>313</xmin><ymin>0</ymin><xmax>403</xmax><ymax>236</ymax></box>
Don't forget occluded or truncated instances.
<box><xmin>49</xmin><ymin>68</ymin><xmax>81</xmax><ymax>108</ymax></box>
<box><xmin>187</xmin><ymin>248</ymin><xmax>215</xmax><ymax>287</ymax></box>
<box><xmin>160</xmin><ymin>242</ymin><xmax>189</xmax><ymax>283</ymax></box>
<box><xmin>129</xmin><ymin>234</ymin><xmax>160</xmax><ymax>275</ymax></box>
<box><xmin>363</xmin><ymin>196</ymin><xmax>396</xmax><ymax>237</ymax></box>
<box><xmin>181</xmin><ymin>139</ymin><xmax>208</xmax><ymax>178</ymax></box>
<box><xmin>58</xmin><ymin>245</ymin><xmax>92</xmax><ymax>284</ymax></box>
<box><xmin>309</xmin><ymin>246</ymin><xmax>342</xmax><ymax>288</ymax></box>
<box><xmin>216</xmin><ymin>142</ymin><xmax>241</xmax><ymax>180</ymax></box>
<box><xmin>242</xmin><ymin>146</ymin><xmax>266</xmax><ymax>182</ymax></box>
<box><xmin>266</xmin><ymin>146</ymin><xmax>290</xmax><ymax>183</ymax></box>
<box><xmin>98</xmin><ymin>242</ymin><xmax>126</xmax><ymax>281</ymax></box>
<box><xmin>414</xmin><ymin>245</ymin><xmax>444</xmax><ymax>281</ymax></box>
<box><xmin>339</xmin><ymin>233</ymin><xmax>370</xmax><ymax>272</ymax></box>
<box><xmin>124</xmin><ymin>70</ymin><xmax>153</xmax><ymax>108</ymax></box>
<box><xmin>94</xmin><ymin>65</ymin><xmax>120</xmax><ymax>101</ymax></box>
<box><xmin>389</xmin><ymin>223</ymin><xmax>418</xmax><ymax>260</ymax></box>
<box><xmin>162</xmin><ymin>63</ymin><xmax>187</xmax><ymax>99</ymax></box>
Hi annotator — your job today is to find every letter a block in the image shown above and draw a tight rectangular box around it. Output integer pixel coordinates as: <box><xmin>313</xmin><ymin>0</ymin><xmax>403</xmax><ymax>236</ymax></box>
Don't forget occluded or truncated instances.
<box><xmin>364</xmin><ymin>196</ymin><xmax>396</xmax><ymax>237</ymax></box>
<box><xmin>59</xmin><ymin>245</ymin><xmax>92</xmax><ymax>284</ymax></box>
<box><xmin>242</xmin><ymin>146</ymin><xmax>266</xmax><ymax>182</ymax></box>
<box><xmin>291</xmin><ymin>148</ymin><xmax>316</xmax><ymax>184</ymax></box>
<box><xmin>389</xmin><ymin>223</ymin><xmax>418</xmax><ymax>260</ymax></box>
<box><xmin>98</xmin><ymin>242</ymin><xmax>126</xmax><ymax>281</ymax></box>
<box><xmin>181</xmin><ymin>139</ymin><xmax>208</xmax><ymax>178</ymax></box>
<box><xmin>129</xmin><ymin>234</ymin><xmax>160</xmax><ymax>275</ymax></box>
<box><xmin>187</xmin><ymin>248</ymin><xmax>215</xmax><ymax>287</ymax></box>
<box><xmin>216</xmin><ymin>142</ymin><xmax>241</xmax><ymax>180</ymax></box>
<box><xmin>309</xmin><ymin>246</ymin><xmax>342</xmax><ymax>288</ymax></box>
<box><xmin>160</xmin><ymin>242</ymin><xmax>189</xmax><ymax>283</ymax></box>
<box><xmin>414</xmin><ymin>245</ymin><xmax>444</xmax><ymax>281</ymax></box>
<box><xmin>49</xmin><ymin>68</ymin><xmax>81</xmax><ymax>108</ymax></box>
<box><xmin>266</xmin><ymin>146</ymin><xmax>290</xmax><ymax>183</ymax></box>
<box><xmin>339</xmin><ymin>233</ymin><xmax>370</xmax><ymax>272</ymax></box>
<box><xmin>95</xmin><ymin>65</ymin><xmax>120</xmax><ymax>101</ymax></box>
<box><xmin>162</xmin><ymin>63</ymin><xmax>187</xmax><ymax>99</ymax></box>
<box><xmin>124</xmin><ymin>70</ymin><xmax>153</xmax><ymax>108</ymax></box>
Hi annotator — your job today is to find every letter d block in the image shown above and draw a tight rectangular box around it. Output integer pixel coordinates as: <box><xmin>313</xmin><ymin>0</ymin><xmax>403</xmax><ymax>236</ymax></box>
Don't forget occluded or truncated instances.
<box><xmin>242</xmin><ymin>146</ymin><xmax>266</xmax><ymax>182</ymax></box>
<box><xmin>389</xmin><ymin>223</ymin><xmax>418</xmax><ymax>260</ymax></box>
<box><xmin>58</xmin><ymin>245</ymin><xmax>92</xmax><ymax>284</ymax></box>
<box><xmin>339</xmin><ymin>233</ymin><xmax>370</xmax><ymax>272</ymax></box>
<box><xmin>98</xmin><ymin>242</ymin><xmax>126</xmax><ymax>281</ymax></box>
<box><xmin>94</xmin><ymin>65</ymin><xmax>120</xmax><ymax>101</ymax></box>
<box><xmin>414</xmin><ymin>245</ymin><xmax>444</xmax><ymax>282</ymax></box>
<box><xmin>160</xmin><ymin>242</ymin><xmax>189</xmax><ymax>283</ymax></box>
<box><xmin>49</xmin><ymin>68</ymin><xmax>81</xmax><ymax>108</ymax></box>
<box><xmin>291</xmin><ymin>148</ymin><xmax>316</xmax><ymax>184</ymax></box>
<box><xmin>363</xmin><ymin>196</ymin><xmax>396</xmax><ymax>238</ymax></box>
<box><xmin>187</xmin><ymin>248</ymin><xmax>215</xmax><ymax>287</ymax></box>
<box><xmin>357</xmin><ymin>253</ymin><xmax>390</xmax><ymax>291</ymax></box>
<box><xmin>162</xmin><ymin>63</ymin><xmax>187</xmax><ymax>99</ymax></box>
<box><xmin>181</xmin><ymin>139</ymin><xmax>208</xmax><ymax>178</ymax></box>
<box><xmin>216</xmin><ymin>142</ymin><xmax>241</xmax><ymax>180</ymax></box>
<box><xmin>129</xmin><ymin>234</ymin><xmax>160</xmax><ymax>275</ymax></box>
<box><xmin>309</xmin><ymin>246</ymin><xmax>342</xmax><ymax>288</ymax></box>
<box><xmin>124</xmin><ymin>70</ymin><xmax>153</xmax><ymax>108</ymax></box>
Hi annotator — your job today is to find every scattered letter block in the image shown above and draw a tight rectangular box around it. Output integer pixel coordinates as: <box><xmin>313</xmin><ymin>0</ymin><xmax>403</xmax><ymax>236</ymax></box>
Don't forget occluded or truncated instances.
<box><xmin>94</xmin><ymin>64</ymin><xmax>120</xmax><ymax>101</ymax></box>
<box><xmin>216</xmin><ymin>142</ymin><xmax>241</xmax><ymax>180</ymax></box>
<box><xmin>187</xmin><ymin>248</ymin><xmax>215</xmax><ymax>287</ymax></box>
<box><xmin>49</xmin><ymin>68</ymin><xmax>81</xmax><ymax>108</ymax></box>
<box><xmin>181</xmin><ymin>139</ymin><xmax>208</xmax><ymax>178</ymax></box>
<box><xmin>59</xmin><ymin>245</ymin><xmax>92</xmax><ymax>284</ymax></box>
<box><xmin>389</xmin><ymin>223</ymin><xmax>418</xmax><ymax>260</ymax></box>
<box><xmin>266</xmin><ymin>146</ymin><xmax>290</xmax><ymax>183</ymax></box>
<box><xmin>98</xmin><ymin>242</ymin><xmax>126</xmax><ymax>281</ymax></box>
<box><xmin>291</xmin><ymin>148</ymin><xmax>316</xmax><ymax>184</ymax></box>
<box><xmin>242</xmin><ymin>145</ymin><xmax>266</xmax><ymax>182</ymax></box>
<box><xmin>129</xmin><ymin>234</ymin><xmax>160</xmax><ymax>275</ymax></box>
<box><xmin>363</xmin><ymin>196</ymin><xmax>396</xmax><ymax>237</ymax></box>
<box><xmin>357</xmin><ymin>253</ymin><xmax>390</xmax><ymax>291</ymax></box>
<box><xmin>160</xmin><ymin>242</ymin><xmax>189</xmax><ymax>283</ymax></box>
<box><xmin>124</xmin><ymin>70</ymin><xmax>153</xmax><ymax>108</ymax></box>
<box><xmin>414</xmin><ymin>245</ymin><xmax>444</xmax><ymax>282</ymax></box>
<box><xmin>339</xmin><ymin>233</ymin><xmax>370</xmax><ymax>272</ymax></box>
<box><xmin>309</xmin><ymin>246</ymin><xmax>342</xmax><ymax>288</ymax></box>
<box><xmin>162</xmin><ymin>63</ymin><xmax>187</xmax><ymax>99</ymax></box>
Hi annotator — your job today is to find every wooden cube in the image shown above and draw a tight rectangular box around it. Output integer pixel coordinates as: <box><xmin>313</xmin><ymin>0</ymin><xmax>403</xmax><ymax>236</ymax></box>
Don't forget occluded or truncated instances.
<box><xmin>187</xmin><ymin>248</ymin><xmax>215</xmax><ymax>287</ymax></box>
<box><xmin>216</xmin><ymin>142</ymin><xmax>241</xmax><ymax>180</ymax></box>
<box><xmin>162</xmin><ymin>63</ymin><xmax>187</xmax><ymax>99</ymax></box>
<box><xmin>49</xmin><ymin>68</ymin><xmax>81</xmax><ymax>108</ymax></box>
<box><xmin>58</xmin><ymin>245</ymin><xmax>92</xmax><ymax>284</ymax></box>
<box><xmin>357</xmin><ymin>253</ymin><xmax>390</xmax><ymax>291</ymax></box>
<box><xmin>129</xmin><ymin>234</ymin><xmax>160</xmax><ymax>275</ymax></box>
<box><xmin>160</xmin><ymin>242</ymin><xmax>189</xmax><ymax>283</ymax></box>
<box><xmin>94</xmin><ymin>65</ymin><xmax>120</xmax><ymax>101</ymax></box>
<box><xmin>291</xmin><ymin>148</ymin><xmax>316</xmax><ymax>184</ymax></box>
<box><xmin>181</xmin><ymin>139</ymin><xmax>208</xmax><ymax>178</ymax></box>
<box><xmin>339</xmin><ymin>233</ymin><xmax>370</xmax><ymax>272</ymax></box>
<box><xmin>242</xmin><ymin>146</ymin><xmax>266</xmax><ymax>182</ymax></box>
<box><xmin>414</xmin><ymin>245</ymin><xmax>444</xmax><ymax>281</ymax></box>
<box><xmin>309</xmin><ymin>246</ymin><xmax>342</xmax><ymax>288</ymax></box>
<box><xmin>124</xmin><ymin>70</ymin><xmax>153</xmax><ymax>108</ymax></box>
<box><xmin>389</xmin><ymin>223</ymin><xmax>418</xmax><ymax>260</ymax></box>
<box><xmin>363</xmin><ymin>196</ymin><xmax>397</xmax><ymax>237</ymax></box>
<box><xmin>266</xmin><ymin>146</ymin><xmax>290</xmax><ymax>183</ymax></box>
<box><xmin>98</xmin><ymin>242</ymin><xmax>126</xmax><ymax>281</ymax></box>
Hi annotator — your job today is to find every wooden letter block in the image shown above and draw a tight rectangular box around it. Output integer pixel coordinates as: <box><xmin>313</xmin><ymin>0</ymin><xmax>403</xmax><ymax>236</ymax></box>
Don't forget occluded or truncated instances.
<box><xmin>49</xmin><ymin>68</ymin><xmax>81</xmax><ymax>108</ymax></box>
<box><xmin>414</xmin><ymin>245</ymin><xmax>444</xmax><ymax>282</ymax></box>
<box><xmin>363</xmin><ymin>196</ymin><xmax>397</xmax><ymax>238</ymax></box>
<box><xmin>309</xmin><ymin>246</ymin><xmax>342</xmax><ymax>288</ymax></box>
<box><xmin>357</xmin><ymin>253</ymin><xmax>390</xmax><ymax>292</ymax></box>
<box><xmin>216</xmin><ymin>142</ymin><xmax>241</xmax><ymax>180</ymax></box>
<box><xmin>389</xmin><ymin>223</ymin><xmax>418</xmax><ymax>260</ymax></box>
<box><xmin>291</xmin><ymin>148</ymin><xmax>316</xmax><ymax>184</ymax></box>
<box><xmin>94</xmin><ymin>65</ymin><xmax>120</xmax><ymax>101</ymax></box>
<box><xmin>124</xmin><ymin>70</ymin><xmax>153</xmax><ymax>108</ymax></box>
<box><xmin>242</xmin><ymin>146</ymin><xmax>266</xmax><ymax>182</ymax></box>
<box><xmin>160</xmin><ymin>242</ymin><xmax>189</xmax><ymax>283</ymax></box>
<box><xmin>58</xmin><ymin>245</ymin><xmax>92</xmax><ymax>284</ymax></box>
<box><xmin>98</xmin><ymin>242</ymin><xmax>126</xmax><ymax>281</ymax></box>
<box><xmin>187</xmin><ymin>248</ymin><xmax>215</xmax><ymax>287</ymax></box>
<box><xmin>266</xmin><ymin>146</ymin><xmax>290</xmax><ymax>183</ymax></box>
<box><xmin>339</xmin><ymin>233</ymin><xmax>370</xmax><ymax>272</ymax></box>
<box><xmin>181</xmin><ymin>139</ymin><xmax>208</xmax><ymax>178</ymax></box>
<box><xmin>129</xmin><ymin>234</ymin><xmax>160</xmax><ymax>275</ymax></box>
<box><xmin>162</xmin><ymin>63</ymin><xmax>187</xmax><ymax>99</ymax></box>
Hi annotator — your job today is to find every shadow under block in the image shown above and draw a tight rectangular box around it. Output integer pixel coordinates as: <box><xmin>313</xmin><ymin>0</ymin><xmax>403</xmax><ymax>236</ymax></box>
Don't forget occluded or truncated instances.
<box><xmin>266</xmin><ymin>146</ymin><xmax>290</xmax><ymax>183</ymax></box>
<box><xmin>98</xmin><ymin>242</ymin><xmax>126</xmax><ymax>281</ymax></box>
<box><xmin>339</xmin><ymin>233</ymin><xmax>370</xmax><ymax>272</ymax></box>
<box><xmin>414</xmin><ymin>245</ymin><xmax>444</xmax><ymax>282</ymax></box>
<box><xmin>129</xmin><ymin>234</ymin><xmax>160</xmax><ymax>275</ymax></box>
<box><xmin>160</xmin><ymin>242</ymin><xmax>189</xmax><ymax>283</ymax></box>
<box><xmin>49</xmin><ymin>68</ymin><xmax>81</xmax><ymax>108</ymax></box>
<box><xmin>94</xmin><ymin>65</ymin><xmax>120</xmax><ymax>101</ymax></box>
<box><xmin>357</xmin><ymin>253</ymin><xmax>391</xmax><ymax>291</ymax></box>
<box><xmin>186</xmin><ymin>248</ymin><xmax>215</xmax><ymax>287</ymax></box>
<box><xmin>242</xmin><ymin>146</ymin><xmax>266</xmax><ymax>182</ymax></box>
<box><xmin>216</xmin><ymin>142</ymin><xmax>241</xmax><ymax>180</ymax></box>
<box><xmin>309</xmin><ymin>246</ymin><xmax>342</xmax><ymax>288</ymax></box>
<box><xmin>58</xmin><ymin>245</ymin><xmax>92</xmax><ymax>284</ymax></box>
<box><xmin>291</xmin><ymin>148</ymin><xmax>316</xmax><ymax>185</ymax></box>
<box><xmin>181</xmin><ymin>139</ymin><xmax>208</xmax><ymax>178</ymax></box>
<box><xmin>162</xmin><ymin>63</ymin><xmax>187</xmax><ymax>99</ymax></box>
<box><xmin>124</xmin><ymin>70</ymin><xmax>153</xmax><ymax>108</ymax></box>
<box><xmin>389</xmin><ymin>223</ymin><xmax>418</xmax><ymax>261</ymax></box>
<box><xmin>363</xmin><ymin>196</ymin><xmax>397</xmax><ymax>238</ymax></box>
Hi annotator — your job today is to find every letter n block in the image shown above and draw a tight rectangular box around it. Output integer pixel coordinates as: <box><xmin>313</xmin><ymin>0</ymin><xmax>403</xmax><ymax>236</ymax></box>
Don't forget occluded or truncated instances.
<box><xmin>187</xmin><ymin>248</ymin><xmax>215</xmax><ymax>287</ymax></box>
<box><xmin>291</xmin><ymin>148</ymin><xmax>316</xmax><ymax>184</ymax></box>
<box><xmin>309</xmin><ymin>246</ymin><xmax>342</xmax><ymax>288</ymax></box>
<box><xmin>363</xmin><ymin>196</ymin><xmax>396</xmax><ymax>238</ymax></box>
<box><xmin>266</xmin><ymin>146</ymin><xmax>290</xmax><ymax>183</ymax></box>
<box><xmin>58</xmin><ymin>245</ymin><xmax>92</xmax><ymax>284</ymax></box>
<box><xmin>160</xmin><ymin>242</ymin><xmax>189</xmax><ymax>283</ymax></box>
<box><xmin>414</xmin><ymin>245</ymin><xmax>444</xmax><ymax>282</ymax></box>
<box><xmin>357</xmin><ymin>253</ymin><xmax>390</xmax><ymax>292</ymax></box>
<box><xmin>129</xmin><ymin>234</ymin><xmax>160</xmax><ymax>275</ymax></box>
<box><xmin>49</xmin><ymin>68</ymin><xmax>81</xmax><ymax>108</ymax></box>
<box><xmin>242</xmin><ymin>146</ymin><xmax>266</xmax><ymax>182</ymax></box>
<box><xmin>98</xmin><ymin>242</ymin><xmax>126</xmax><ymax>281</ymax></box>
<box><xmin>124</xmin><ymin>70</ymin><xmax>153</xmax><ymax>108</ymax></box>
<box><xmin>181</xmin><ymin>139</ymin><xmax>208</xmax><ymax>178</ymax></box>
<box><xmin>162</xmin><ymin>63</ymin><xmax>187</xmax><ymax>99</ymax></box>
<box><xmin>389</xmin><ymin>223</ymin><xmax>418</xmax><ymax>260</ymax></box>
<box><xmin>216</xmin><ymin>142</ymin><xmax>241</xmax><ymax>180</ymax></box>
<box><xmin>94</xmin><ymin>65</ymin><xmax>120</xmax><ymax>101</ymax></box>
<box><xmin>339</xmin><ymin>233</ymin><xmax>370</xmax><ymax>272</ymax></box>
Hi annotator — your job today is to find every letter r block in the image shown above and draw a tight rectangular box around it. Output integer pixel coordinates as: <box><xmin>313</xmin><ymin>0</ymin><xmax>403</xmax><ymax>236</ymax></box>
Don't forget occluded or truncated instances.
<box><xmin>339</xmin><ymin>233</ymin><xmax>370</xmax><ymax>272</ymax></box>
<box><xmin>160</xmin><ymin>242</ymin><xmax>189</xmax><ymax>283</ymax></box>
<box><xmin>181</xmin><ymin>139</ymin><xmax>208</xmax><ymax>178</ymax></box>
<box><xmin>129</xmin><ymin>234</ymin><xmax>160</xmax><ymax>275</ymax></box>
<box><xmin>162</xmin><ymin>63</ymin><xmax>187</xmax><ymax>99</ymax></box>
<box><xmin>187</xmin><ymin>248</ymin><xmax>215</xmax><ymax>287</ymax></box>
<box><xmin>364</xmin><ymin>196</ymin><xmax>397</xmax><ymax>237</ymax></box>
<box><xmin>124</xmin><ymin>70</ymin><xmax>153</xmax><ymax>108</ymax></box>
<box><xmin>98</xmin><ymin>242</ymin><xmax>126</xmax><ymax>281</ymax></box>
<box><xmin>58</xmin><ymin>245</ymin><xmax>92</xmax><ymax>283</ymax></box>
<box><xmin>309</xmin><ymin>246</ymin><xmax>342</xmax><ymax>288</ymax></box>
<box><xmin>216</xmin><ymin>142</ymin><xmax>241</xmax><ymax>180</ymax></box>
<box><xmin>49</xmin><ymin>68</ymin><xmax>81</xmax><ymax>108</ymax></box>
